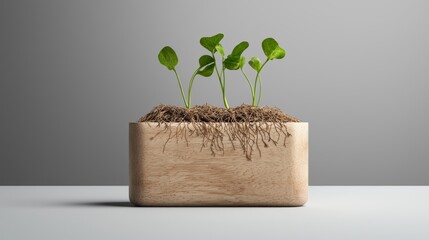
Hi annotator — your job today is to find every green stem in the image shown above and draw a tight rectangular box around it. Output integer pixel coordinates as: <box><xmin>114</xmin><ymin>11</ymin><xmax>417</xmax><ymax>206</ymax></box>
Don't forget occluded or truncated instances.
<box><xmin>212</xmin><ymin>53</ymin><xmax>223</xmax><ymax>88</ymax></box>
<box><xmin>222</xmin><ymin>57</ymin><xmax>226</xmax><ymax>89</ymax></box>
<box><xmin>172</xmin><ymin>68</ymin><xmax>188</xmax><ymax>108</ymax></box>
<box><xmin>241</xmin><ymin>68</ymin><xmax>254</xmax><ymax>103</ymax></box>
<box><xmin>222</xmin><ymin>94</ymin><xmax>229</xmax><ymax>109</ymax></box>
<box><xmin>253</xmin><ymin>58</ymin><xmax>269</xmax><ymax>106</ymax></box>
<box><xmin>187</xmin><ymin>68</ymin><xmax>199</xmax><ymax>109</ymax></box>
<box><xmin>257</xmin><ymin>75</ymin><xmax>262</xmax><ymax>106</ymax></box>
<box><xmin>212</xmin><ymin>52</ymin><xmax>229</xmax><ymax>109</ymax></box>
<box><xmin>221</xmin><ymin>61</ymin><xmax>229</xmax><ymax>109</ymax></box>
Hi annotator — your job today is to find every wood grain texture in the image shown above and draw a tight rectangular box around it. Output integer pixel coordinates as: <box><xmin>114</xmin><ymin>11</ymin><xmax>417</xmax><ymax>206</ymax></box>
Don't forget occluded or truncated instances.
<box><xmin>129</xmin><ymin>122</ymin><xmax>308</xmax><ymax>206</ymax></box>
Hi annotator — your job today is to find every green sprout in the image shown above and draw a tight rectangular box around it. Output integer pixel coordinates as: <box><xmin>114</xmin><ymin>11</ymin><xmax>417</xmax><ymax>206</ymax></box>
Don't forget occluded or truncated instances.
<box><xmin>242</xmin><ymin>38</ymin><xmax>286</xmax><ymax>106</ymax></box>
<box><xmin>158</xmin><ymin>34</ymin><xmax>285</xmax><ymax>109</ymax></box>
<box><xmin>158</xmin><ymin>45</ymin><xmax>215</xmax><ymax>109</ymax></box>
<box><xmin>200</xmin><ymin>34</ymin><xmax>249</xmax><ymax>109</ymax></box>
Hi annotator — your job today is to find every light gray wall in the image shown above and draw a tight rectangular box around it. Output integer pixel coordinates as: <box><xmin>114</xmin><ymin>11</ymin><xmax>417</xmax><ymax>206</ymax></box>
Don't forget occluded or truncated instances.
<box><xmin>1</xmin><ymin>0</ymin><xmax>428</xmax><ymax>185</ymax></box>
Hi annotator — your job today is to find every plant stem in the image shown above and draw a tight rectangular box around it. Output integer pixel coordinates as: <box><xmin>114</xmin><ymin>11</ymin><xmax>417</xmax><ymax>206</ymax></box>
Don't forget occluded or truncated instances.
<box><xmin>253</xmin><ymin>58</ymin><xmax>269</xmax><ymax>106</ymax></box>
<box><xmin>212</xmin><ymin>52</ymin><xmax>229</xmax><ymax>109</ymax></box>
<box><xmin>212</xmin><ymin>53</ymin><xmax>223</xmax><ymax>87</ymax></box>
<box><xmin>222</xmin><ymin>57</ymin><xmax>226</xmax><ymax>89</ymax></box>
<box><xmin>172</xmin><ymin>68</ymin><xmax>188</xmax><ymax>108</ymax></box>
<box><xmin>221</xmin><ymin>67</ymin><xmax>229</xmax><ymax>109</ymax></box>
<box><xmin>221</xmin><ymin>59</ymin><xmax>229</xmax><ymax>109</ymax></box>
<box><xmin>257</xmin><ymin>75</ymin><xmax>262</xmax><ymax>106</ymax></box>
<box><xmin>241</xmin><ymin>68</ymin><xmax>254</xmax><ymax>103</ymax></box>
<box><xmin>187</xmin><ymin>68</ymin><xmax>199</xmax><ymax>109</ymax></box>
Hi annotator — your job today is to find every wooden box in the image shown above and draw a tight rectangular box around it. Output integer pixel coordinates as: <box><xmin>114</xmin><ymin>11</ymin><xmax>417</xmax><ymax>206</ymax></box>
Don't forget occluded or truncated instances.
<box><xmin>129</xmin><ymin>122</ymin><xmax>308</xmax><ymax>206</ymax></box>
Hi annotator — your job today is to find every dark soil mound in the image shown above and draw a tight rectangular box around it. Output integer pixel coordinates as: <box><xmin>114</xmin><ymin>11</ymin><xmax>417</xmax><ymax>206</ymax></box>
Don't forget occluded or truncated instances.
<box><xmin>139</xmin><ymin>104</ymin><xmax>301</xmax><ymax>160</ymax></box>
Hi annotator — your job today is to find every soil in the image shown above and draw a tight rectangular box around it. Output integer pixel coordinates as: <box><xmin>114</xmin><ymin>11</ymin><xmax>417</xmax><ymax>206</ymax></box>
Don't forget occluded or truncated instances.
<box><xmin>139</xmin><ymin>104</ymin><xmax>301</xmax><ymax>160</ymax></box>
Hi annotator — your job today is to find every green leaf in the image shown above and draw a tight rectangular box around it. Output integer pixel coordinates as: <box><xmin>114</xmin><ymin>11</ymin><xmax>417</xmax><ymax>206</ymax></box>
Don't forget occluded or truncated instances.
<box><xmin>198</xmin><ymin>55</ymin><xmax>215</xmax><ymax>77</ymax></box>
<box><xmin>224</xmin><ymin>55</ymin><xmax>241</xmax><ymax>70</ymax></box>
<box><xmin>215</xmin><ymin>44</ymin><xmax>225</xmax><ymax>57</ymax></box>
<box><xmin>200</xmin><ymin>33</ymin><xmax>224</xmax><ymax>53</ymax></box>
<box><xmin>248</xmin><ymin>57</ymin><xmax>262</xmax><ymax>71</ymax></box>
<box><xmin>158</xmin><ymin>46</ymin><xmax>178</xmax><ymax>70</ymax></box>
<box><xmin>199</xmin><ymin>55</ymin><xmax>214</xmax><ymax>67</ymax></box>
<box><xmin>198</xmin><ymin>64</ymin><xmax>215</xmax><ymax>77</ymax></box>
<box><xmin>231</xmin><ymin>41</ymin><xmax>249</xmax><ymax>56</ymax></box>
<box><xmin>239</xmin><ymin>56</ymin><xmax>246</xmax><ymax>69</ymax></box>
<box><xmin>262</xmin><ymin>38</ymin><xmax>286</xmax><ymax>60</ymax></box>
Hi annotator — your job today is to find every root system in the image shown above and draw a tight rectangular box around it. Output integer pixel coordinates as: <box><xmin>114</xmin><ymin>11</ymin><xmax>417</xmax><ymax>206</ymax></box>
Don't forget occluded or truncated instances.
<box><xmin>139</xmin><ymin>104</ymin><xmax>300</xmax><ymax>160</ymax></box>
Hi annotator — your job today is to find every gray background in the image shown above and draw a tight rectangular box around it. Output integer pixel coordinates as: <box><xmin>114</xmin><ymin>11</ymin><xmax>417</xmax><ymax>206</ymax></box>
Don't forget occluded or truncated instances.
<box><xmin>1</xmin><ymin>0</ymin><xmax>428</xmax><ymax>185</ymax></box>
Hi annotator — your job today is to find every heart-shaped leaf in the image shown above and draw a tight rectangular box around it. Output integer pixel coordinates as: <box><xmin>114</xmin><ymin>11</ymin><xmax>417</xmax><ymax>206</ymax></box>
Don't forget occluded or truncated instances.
<box><xmin>158</xmin><ymin>46</ymin><xmax>178</xmax><ymax>70</ymax></box>
<box><xmin>224</xmin><ymin>55</ymin><xmax>241</xmax><ymax>70</ymax></box>
<box><xmin>262</xmin><ymin>38</ymin><xmax>286</xmax><ymax>60</ymax></box>
<box><xmin>231</xmin><ymin>41</ymin><xmax>249</xmax><ymax>56</ymax></box>
<box><xmin>200</xmin><ymin>33</ymin><xmax>224</xmax><ymax>53</ymax></box>
<box><xmin>224</xmin><ymin>41</ymin><xmax>249</xmax><ymax>70</ymax></box>
<box><xmin>198</xmin><ymin>64</ymin><xmax>215</xmax><ymax>77</ymax></box>
<box><xmin>198</xmin><ymin>55</ymin><xmax>215</xmax><ymax>77</ymax></box>
<box><xmin>248</xmin><ymin>57</ymin><xmax>262</xmax><ymax>71</ymax></box>
<box><xmin>199</xmin><ymin>55</ymin><xmax>215</xmax><ymax>67</ymax></box>
<box><xmin>215</xmin><ymin>44</ymin><xmax>225</xmax><ymax>57</ymax></box>
<box><xmin>239</xmin><ymin>56</ymin><xmax>246</xmax><ymax>69</ymax></box>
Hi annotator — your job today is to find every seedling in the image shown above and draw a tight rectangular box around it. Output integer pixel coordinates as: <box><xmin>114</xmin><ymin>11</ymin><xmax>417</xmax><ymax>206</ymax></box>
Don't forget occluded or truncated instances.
<box><xmin>158</xmin><ymin>46</ymin><xmax>215</xmax><ymax>109</ymax></box>
<box><xmin>158</xmin><ymin>34</ymin><xmax>285</xmax><ymax>108</ymax></box>
<box><xmin>200</xmin><ymin>33</ymin><xmax>249</xmax><ymax>109</ymax></box>
<box><xmin>244</xmin><ymin>38</ymin><xmax>286</xmax><ymax>106</ymax></box>
<box><xmin>152</xmin><ymin>35</ymin><xmax>293</xmax><ymax>159</ymax></box>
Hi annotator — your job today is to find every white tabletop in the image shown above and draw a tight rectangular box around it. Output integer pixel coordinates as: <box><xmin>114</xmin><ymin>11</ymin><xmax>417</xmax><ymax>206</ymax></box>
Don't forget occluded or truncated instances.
<box><xmin>1</xmin><ymin>186</ymin><xmax>428</xmax><ymax>239</ymax></box>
